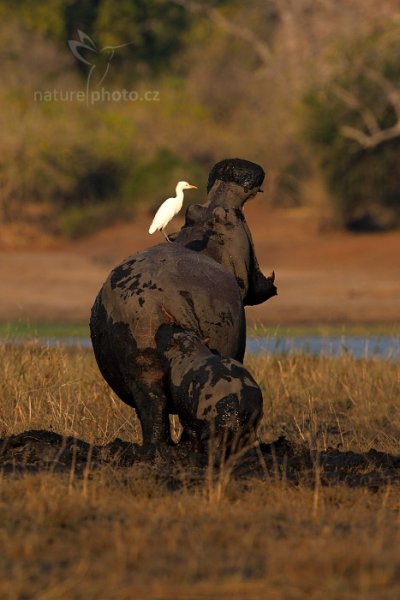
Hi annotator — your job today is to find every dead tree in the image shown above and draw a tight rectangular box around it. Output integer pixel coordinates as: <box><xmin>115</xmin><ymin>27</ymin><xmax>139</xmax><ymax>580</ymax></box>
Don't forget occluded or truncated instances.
<box><xmin>333</xmin><ymin>68</ymin><xmax>400</xmax><ymax>149</ymax></box>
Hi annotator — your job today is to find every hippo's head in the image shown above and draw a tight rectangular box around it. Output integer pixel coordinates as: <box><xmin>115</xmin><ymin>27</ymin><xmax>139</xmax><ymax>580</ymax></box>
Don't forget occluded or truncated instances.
<box><xmin>207</xmin><ymin>158</ymin><xmax>265</xmax><ymax>196</ymax></box>
<box><xmin>174</xmin><ymin>158</ymin><xmax>277</xmax><ymax>306</ymax></box>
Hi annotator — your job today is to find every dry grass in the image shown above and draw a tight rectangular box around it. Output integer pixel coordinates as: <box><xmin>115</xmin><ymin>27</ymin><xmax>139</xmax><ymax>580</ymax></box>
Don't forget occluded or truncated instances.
<box><xmin>0</xmin><ymin>342</ymin><xmax>400</xmax><ymax>599</ymax></box>
<box><xmin>0</xmin><ymin>343</ymin><xmax>140</xmax><ymax>445</ymax></box>
<box><xmin>247</xmin><ymin>352</ymin><xmax>400</xmax><ymax>455</ymax></box>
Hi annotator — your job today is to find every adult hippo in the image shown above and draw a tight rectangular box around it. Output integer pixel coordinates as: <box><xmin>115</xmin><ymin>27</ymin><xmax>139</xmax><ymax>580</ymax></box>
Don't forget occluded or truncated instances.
<box><xmin>90</xmin><ymin>158</ymin><xmax>277</xmax><ymax>448</ymax></box>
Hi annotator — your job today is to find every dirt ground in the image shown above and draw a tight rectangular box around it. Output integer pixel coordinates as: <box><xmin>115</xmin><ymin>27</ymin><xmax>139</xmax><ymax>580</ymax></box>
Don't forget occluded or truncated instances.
<box><xmin>0</xmin><ymin>199</ymin><xmax>399</xmax><ymax>324</ymax></box>
<box><xmin>2</xmin><ymin>429</ymin><xmax>399</xmax><ymax>490</ymax></box>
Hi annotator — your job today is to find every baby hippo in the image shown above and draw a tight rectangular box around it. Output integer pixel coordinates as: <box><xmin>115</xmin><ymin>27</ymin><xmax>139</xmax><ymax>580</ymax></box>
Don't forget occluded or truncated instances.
<box><xmin>155</xmin><ymin>323</ymin><xmax>263</xmax><ymax>451</ymax></box>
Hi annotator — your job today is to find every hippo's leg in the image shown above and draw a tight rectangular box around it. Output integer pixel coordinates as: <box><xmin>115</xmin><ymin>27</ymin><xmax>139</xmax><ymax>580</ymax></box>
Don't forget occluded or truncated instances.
<box><xmin>179</xmin><ymin>425</ymin><xmax>205</xmax><ymax>452</ymax></box>
<box><xmin>129</xmin><ymin>379</ymin><xmax>172</xmax><ymax>446</ymax></box>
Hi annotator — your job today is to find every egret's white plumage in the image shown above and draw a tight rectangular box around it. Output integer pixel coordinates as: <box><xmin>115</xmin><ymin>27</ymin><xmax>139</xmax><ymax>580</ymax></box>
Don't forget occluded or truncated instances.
<box><xmin>149</xmin><ymin>181</ymin><xmax>198</xmax><ymax>241</ymax></box>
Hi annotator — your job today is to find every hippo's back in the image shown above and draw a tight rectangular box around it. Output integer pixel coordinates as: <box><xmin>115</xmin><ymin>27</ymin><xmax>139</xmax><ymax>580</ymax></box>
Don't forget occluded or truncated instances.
<box><xmin>90</xmin><ymin>243</ymin><xmax>246</xmax><ymax>408</ymax></box>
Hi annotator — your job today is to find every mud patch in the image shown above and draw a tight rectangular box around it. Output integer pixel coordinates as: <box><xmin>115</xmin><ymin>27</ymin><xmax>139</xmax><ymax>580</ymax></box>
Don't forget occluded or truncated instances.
<box><xmin>1</xmin><ymin>430</ymin><xmax>399</xmax><ymax>491</ymax></box>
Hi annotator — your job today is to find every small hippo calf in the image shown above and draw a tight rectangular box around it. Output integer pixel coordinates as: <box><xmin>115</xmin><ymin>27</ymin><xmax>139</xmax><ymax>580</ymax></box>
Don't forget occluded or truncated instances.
<box><xmin>155</xmin><ymin>323</ymin><xmax>263</xmax><ymax>451</ymax></box>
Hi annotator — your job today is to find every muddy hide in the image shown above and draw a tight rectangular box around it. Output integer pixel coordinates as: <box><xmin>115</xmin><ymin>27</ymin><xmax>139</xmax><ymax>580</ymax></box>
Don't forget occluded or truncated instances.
<box><xmin>90</xmin><ymin>158</ymin><xmax>276</xmax><ymax>448</ymax></box>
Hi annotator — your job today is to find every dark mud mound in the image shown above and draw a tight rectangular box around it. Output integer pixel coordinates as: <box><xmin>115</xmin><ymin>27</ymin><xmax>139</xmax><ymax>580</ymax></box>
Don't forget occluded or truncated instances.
<box><xmin>253</xmin><ymin>437</ymin><xmax>400</xmax><ymax>489</ymax></box>
<box><xmin>1</xmin><ymin>430</ymin><xmax>400</xmax><ymax>490</ymax></box>
<box><xmin>0</xmin><ymin>430</ymin><xmax>141</xmax><ymax>475</ymax></box>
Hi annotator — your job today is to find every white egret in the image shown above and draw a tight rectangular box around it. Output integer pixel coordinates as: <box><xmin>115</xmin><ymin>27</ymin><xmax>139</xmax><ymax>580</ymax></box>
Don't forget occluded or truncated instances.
<box><xmin>149</xmin><ymin>181</ymin><xmax>198</xmax><ymax>242</ymax></box>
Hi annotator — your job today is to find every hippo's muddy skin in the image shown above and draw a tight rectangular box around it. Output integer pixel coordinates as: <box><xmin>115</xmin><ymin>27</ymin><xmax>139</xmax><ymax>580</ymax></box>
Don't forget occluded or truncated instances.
<box><xmin>156</xmin><ymin>323</ymin><xmax>263</xmax><ymax>450</ymax></box>
<box><xmin>90</xmin><ymin>158</ymin><xmax>277</xmax><ymax>448</ymax></box>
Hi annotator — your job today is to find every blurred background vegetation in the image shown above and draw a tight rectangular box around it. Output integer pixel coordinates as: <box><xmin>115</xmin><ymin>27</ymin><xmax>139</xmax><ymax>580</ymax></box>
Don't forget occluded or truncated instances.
<box><xmin>0</xmin><ymin>0</ymin><xmax>399</xmax><ymax>238</ymax></box>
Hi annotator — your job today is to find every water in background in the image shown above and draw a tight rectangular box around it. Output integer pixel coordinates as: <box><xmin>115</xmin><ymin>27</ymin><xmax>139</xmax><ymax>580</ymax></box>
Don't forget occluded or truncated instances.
<box><xmin>5</xmin><ymin>335</ymin><xmax>398</xmax><ymax>360</ymax></box>
<box><xmin>246</xmin><ymin>335</ymin><xmax>400</xmax><ymax>360</ymax></box>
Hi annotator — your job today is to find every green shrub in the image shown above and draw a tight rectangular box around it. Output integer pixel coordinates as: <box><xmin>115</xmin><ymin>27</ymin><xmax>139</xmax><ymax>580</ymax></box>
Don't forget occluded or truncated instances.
<box><xmin>0</xmin><ymin>0</ymin><xmax>189</xmax><ymax>77</ymax></box>
<box><xmin>303</xmin><ymin>26</ymin><xmax>400</xmax><ymax>230</ymax></box>
<box><xmin>0</xmin><ymin>16</ymin><xmax>210</xmax><ymax>235</ymax></box>
<box><xmin>60</xmin><ymin>201</ymin><xmax>133</xmax><ymax>239</ymax></box>
<box><xmin>121</xmin><ymin>149</ymin><xmax>207</xmax><ymax>209</ymax></box>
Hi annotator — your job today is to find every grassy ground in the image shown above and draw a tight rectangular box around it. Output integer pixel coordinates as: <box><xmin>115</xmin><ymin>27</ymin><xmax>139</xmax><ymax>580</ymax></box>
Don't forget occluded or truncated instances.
<box><xmin>1</xmin><ymin>320</ymin><xmax>399</xmax><ymax>340</ymax></box>
<box><xmin>0</xmin><ymin>321</ymin><xmax>90</xmax><ymax>339</ymax></box>
<box><xmin>0</xmin><ymin>343</ymin><xmax>399</xmax><ymax>599</ymax></box>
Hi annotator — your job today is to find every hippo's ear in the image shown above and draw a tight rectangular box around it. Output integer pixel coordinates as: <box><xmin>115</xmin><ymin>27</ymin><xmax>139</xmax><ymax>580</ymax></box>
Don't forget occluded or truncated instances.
<box><xmin>212</xmin><ymin>206</ymin><xmax>237</xmax><ymax>227</ymax></box>
<box><xmin>212</xmin><ymin>206</ymin><xmax>227</xmax><ymax>223</ymax></box>
<box><xmin>185</xmin><ymin>204</ymin><xmax>206</xmax><ymax>226</ymax></box>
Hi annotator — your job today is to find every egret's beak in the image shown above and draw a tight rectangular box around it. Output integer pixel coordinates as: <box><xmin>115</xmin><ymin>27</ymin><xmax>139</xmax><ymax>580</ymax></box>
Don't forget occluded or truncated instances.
<box><xmin>188</xmin><ymin>185</ymin><xmax>198</xmax><ymax>189</ymax></box>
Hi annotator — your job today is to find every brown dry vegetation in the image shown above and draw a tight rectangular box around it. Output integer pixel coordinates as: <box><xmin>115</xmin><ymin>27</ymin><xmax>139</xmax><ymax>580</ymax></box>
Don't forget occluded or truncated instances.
<box><xmin>3</xmin><ymin>0</ymin><xmax>400</xmax><ymax>236</ymax></box>
<box><xmin>1</xmin><ymin>342</ymin><xmax>400</xmax><ymax>599</ymax></box>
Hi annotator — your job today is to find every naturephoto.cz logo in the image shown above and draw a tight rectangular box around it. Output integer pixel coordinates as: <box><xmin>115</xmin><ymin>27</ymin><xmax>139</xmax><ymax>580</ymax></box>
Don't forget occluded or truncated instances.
<box><xmin>34</xmin><ymin>30</ymin><xmax>160</xmax><ymax>105</ymax></box>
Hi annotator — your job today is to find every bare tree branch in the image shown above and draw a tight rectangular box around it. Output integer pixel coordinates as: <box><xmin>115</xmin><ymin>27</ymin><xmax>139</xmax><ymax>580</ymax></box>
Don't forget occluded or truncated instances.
<box><xmin>364</xmin><ymin>67</ymin><xmax>400</xmax><ymax>121</ymax></box>
<box><xmin>332</xmin><ymin>84</ymin><xmax>380</xmax><ymax>135</ymax></box>
<box><xmin>340</xmin><ymin>121</ymin><xmax>400</xmax><ymax>148</ymax></box>
<box><xmin>339</xmin><ymin>125</ymin><xmax>373</xmax><ymax>147</ymax></box>
<box><xmin>334</xmin><ymin>69</ymin><xmax>400</xmax><ymax>149</ymax></box>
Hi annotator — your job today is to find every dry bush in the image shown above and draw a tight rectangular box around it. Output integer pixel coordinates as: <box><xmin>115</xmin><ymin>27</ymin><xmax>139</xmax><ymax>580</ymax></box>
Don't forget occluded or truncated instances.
<box><xmin>3</xmin><ymin>1</ymin><xmax>400</xmax><ymax>235</ymax></box>
<box><xmin>124</xmin><ymin>0</ymin><xmax>400</xmax><ymax>211</ymax></box>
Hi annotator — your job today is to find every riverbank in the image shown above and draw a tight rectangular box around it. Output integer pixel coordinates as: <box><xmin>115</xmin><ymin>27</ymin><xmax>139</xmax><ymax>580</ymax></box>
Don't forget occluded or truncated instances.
<box><xmin>1</xmin><ymin>203</ymin><xmax>399</xmax><ymax>325</ymax></box>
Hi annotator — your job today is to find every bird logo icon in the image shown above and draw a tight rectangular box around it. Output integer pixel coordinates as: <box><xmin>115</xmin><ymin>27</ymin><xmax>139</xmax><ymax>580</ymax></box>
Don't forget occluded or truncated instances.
<box><xmin>68</xmin><ymin>30</ymin><xmax>134</xmax><ymax>100</ymax></box>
